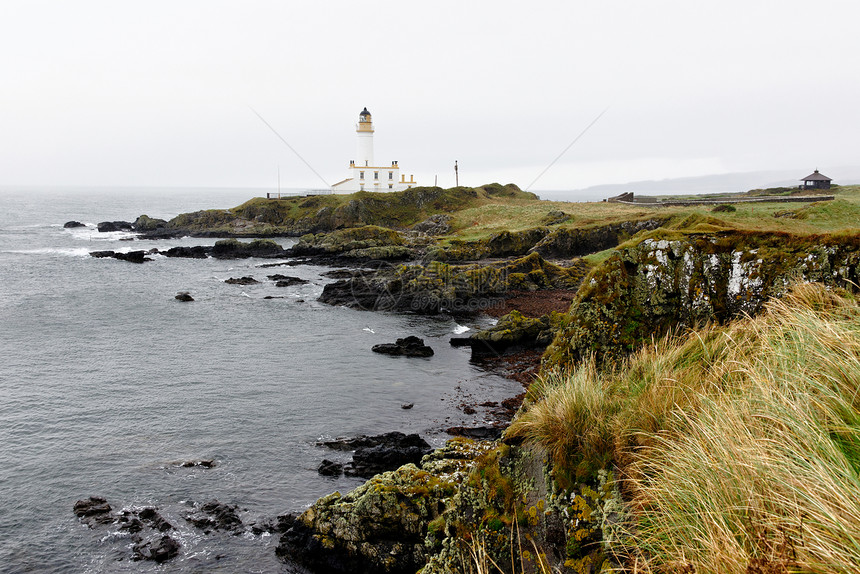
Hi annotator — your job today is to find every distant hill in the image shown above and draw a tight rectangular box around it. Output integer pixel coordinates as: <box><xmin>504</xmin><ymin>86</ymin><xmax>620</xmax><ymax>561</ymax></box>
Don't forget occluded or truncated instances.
<box><xmin>540</xmin><ymin>166</ymin><xmax>860</xmax><ymax>202</ymax></box>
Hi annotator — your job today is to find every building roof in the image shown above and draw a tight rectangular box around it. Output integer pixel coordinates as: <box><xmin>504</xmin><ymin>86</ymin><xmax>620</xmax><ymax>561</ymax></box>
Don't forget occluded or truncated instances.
<box><xmin>360</xmin><ymin>107</ymin><xmax>371</xmax><ymax>117</ymax></box>
<box><xmin>801</xmin><ymin>169</ymin><xmax>832</xmax><ymax>181</ymax></box>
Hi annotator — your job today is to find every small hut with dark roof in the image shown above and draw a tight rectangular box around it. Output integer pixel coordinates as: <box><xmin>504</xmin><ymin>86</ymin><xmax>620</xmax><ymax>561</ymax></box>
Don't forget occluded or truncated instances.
<box><xmin>800</xmin><ymin>169</ymin><xmax>833</xmax><ymax>190</ymax></box>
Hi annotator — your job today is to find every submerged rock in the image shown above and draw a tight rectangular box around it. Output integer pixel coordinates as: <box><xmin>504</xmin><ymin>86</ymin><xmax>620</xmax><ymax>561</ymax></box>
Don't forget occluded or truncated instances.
<box><xmin>372</xmin><ymin>336</ymin><xmax>434</xmax><ymax>357</ymax></box>
<box><xmin>64</xmin><ymin>220</ymin><xmax>86</xmax><ymax>228</ymax></box>
<box><xmin>175</xmin><ymin>292</ymin><xmax>194</xmax><ymax>302</ymax></box>
<box><xmin>183</xmin><ymin>500</ymin><xmax>243</xmax><ymax>534</ymax></box>
<box><xmin>73</xmin><ymin>496</ymin><xmax>113</xmax><ymax>526</ymax></box>
<box><xmin>132</xmin><ymin>534</ymin><xmax>181</xmax><ymax>563</ymax></box>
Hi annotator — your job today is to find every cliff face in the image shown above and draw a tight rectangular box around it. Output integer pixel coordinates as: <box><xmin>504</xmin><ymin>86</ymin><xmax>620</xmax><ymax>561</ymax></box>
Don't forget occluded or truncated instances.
<box><xmin>545</xmin><ymin>232</ymin><xmax>860</xmax><ymax>367</ymax></box>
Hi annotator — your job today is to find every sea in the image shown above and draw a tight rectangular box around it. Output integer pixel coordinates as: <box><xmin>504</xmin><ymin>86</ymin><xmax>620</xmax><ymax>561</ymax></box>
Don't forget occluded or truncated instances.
<box><xmin>0</xmin><ymin>187</ymin><xmax>523</xmax><ymax>573</ymax></box>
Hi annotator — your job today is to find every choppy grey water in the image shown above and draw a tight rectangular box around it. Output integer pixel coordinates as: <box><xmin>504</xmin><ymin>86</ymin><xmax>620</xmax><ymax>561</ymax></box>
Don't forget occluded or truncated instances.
<box><xmin>0</xmin><ymin>187</ymin><xmax>521</xmax><ymax>573</ymax></box>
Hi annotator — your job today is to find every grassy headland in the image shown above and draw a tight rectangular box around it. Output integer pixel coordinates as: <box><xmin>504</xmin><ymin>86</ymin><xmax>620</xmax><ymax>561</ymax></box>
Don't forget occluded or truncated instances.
<box><xmin>154</xmin><ymin>183</ymin><xmax>860</xmax><ymax>573</ymax></box>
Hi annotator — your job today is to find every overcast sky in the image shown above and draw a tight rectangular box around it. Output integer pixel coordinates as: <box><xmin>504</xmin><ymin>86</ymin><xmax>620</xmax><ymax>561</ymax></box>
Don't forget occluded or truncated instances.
<box><xmin>2</xmin><ymin>0</ymin><xmax>859</xmax><ymax>194</ymax></box>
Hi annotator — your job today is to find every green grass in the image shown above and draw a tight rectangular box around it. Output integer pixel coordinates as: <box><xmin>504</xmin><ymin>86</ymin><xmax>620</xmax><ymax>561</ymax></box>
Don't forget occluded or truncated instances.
<box><xmin>508</xmin><ymin>283</ymin><xmax>860</xmax><ymax>573</ymax></box>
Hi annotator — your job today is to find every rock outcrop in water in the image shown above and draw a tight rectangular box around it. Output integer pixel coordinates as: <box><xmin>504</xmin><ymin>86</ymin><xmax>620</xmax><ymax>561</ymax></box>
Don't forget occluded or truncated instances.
<box><xmin>319</xmin><ymin>432</ymin><xmax>434</xmax><ymax>478</ymax></box>
<box><xmin>371</xmin><ymin>336</ymin><xmax>434</xmax><ymax>357</ymax></box>
<box><xmin>73</xmin><ymin>498</ymin><xmax>182</xmax><ymax>563</ymax></box>
<box><xmin>184</xmin><ymin>500</ymin><xmax>243</xmax><ymax>534</ymax></box>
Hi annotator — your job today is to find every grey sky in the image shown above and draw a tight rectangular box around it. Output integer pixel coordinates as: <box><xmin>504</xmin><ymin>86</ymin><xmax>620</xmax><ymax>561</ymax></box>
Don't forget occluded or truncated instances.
<box><xmin>2</xmin><ymin>0</ymin><xmax>859</xmax><ymax>193</ymax></box>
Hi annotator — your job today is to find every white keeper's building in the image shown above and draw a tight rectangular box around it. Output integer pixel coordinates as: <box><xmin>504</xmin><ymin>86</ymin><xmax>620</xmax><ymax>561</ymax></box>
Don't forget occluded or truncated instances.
<box><xmin>331</xmin><ymin>108</ymin><xmax>418</xmax><ymax>194</ymax></box>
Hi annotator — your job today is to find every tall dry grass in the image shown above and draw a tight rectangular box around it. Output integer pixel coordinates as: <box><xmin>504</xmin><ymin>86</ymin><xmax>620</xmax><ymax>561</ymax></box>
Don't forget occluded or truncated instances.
<box><xmin>508</xmin><ymin>283</ymin><xmax>860</xmax><ymax>573</ymax></box>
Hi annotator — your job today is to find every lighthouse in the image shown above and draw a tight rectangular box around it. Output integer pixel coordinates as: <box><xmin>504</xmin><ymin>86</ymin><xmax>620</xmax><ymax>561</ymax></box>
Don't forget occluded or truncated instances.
<box><xmin>331</xmin><ymin>108</ymin><xmax>418</xmax><ymax>194</ymax></box>
<box><xmin>356</xmin><ymin>107</ymin><xmax>374</xmax><ymax>167</ymax></box>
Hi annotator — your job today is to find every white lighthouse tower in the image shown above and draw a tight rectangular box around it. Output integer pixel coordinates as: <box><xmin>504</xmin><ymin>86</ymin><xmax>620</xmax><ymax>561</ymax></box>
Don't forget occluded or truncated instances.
<box><xmin>331</xmin><ymin>108</ymin><xmax>418</xmax><ymax>194</ymax></box>
<box><xmin>356</xmin><ymin>107</ymin><xmax>374</xmax><ymax>167</ymax></box>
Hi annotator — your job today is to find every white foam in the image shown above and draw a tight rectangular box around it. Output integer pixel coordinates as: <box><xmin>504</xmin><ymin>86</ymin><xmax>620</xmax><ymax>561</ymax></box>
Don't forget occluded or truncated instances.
<box><xmin>5</xmin><ymin>247</ymin><xmax>91</xmax><ymax>257</ymax></box>
<box><xmin>452</xmin><ymin>324</ymin><xmax>470</xmax><ymax>335</ymax></box>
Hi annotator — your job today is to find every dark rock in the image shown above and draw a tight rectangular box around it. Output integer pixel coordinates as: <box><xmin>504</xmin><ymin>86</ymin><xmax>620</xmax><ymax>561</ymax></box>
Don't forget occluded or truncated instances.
<box><xmin>180</xmin><ymin>459</ymin><xmax>215</xmax><ymax>468</ymax></box>
<box><xmin>88</xmin><ymin>250</ymin><xmax>149</xmax><ymax>263</ymax></box>
<box><xmin>211</xmin><ymin>238</ymin><xmax>287</xmax><ymax>259</ymax></box>
<box><xmin>162</xmin><ymin>245</ymin><xmax>209</xmax><ymax>258</ymax></box>
<box><xmin>73</xmin><ymin>496</ymin><xmax>113</xmax><ymax>525</ymax></box>
<box><xmin>97</xmin><ymin>221</ymin><xmax>133</xmax><ymax>233</ymax></box>
<box><xmin>117</xmin><ymin>516</ymin><xmax>144</xmax><ymax>533</ymax></box>
<box><xmin>372</xmin><ymin>336</ymin><xmax>434</xmax><ymax>358</ymax></box>
<box><xmin>132</xmin><ymin>534</ymin><xmax>180</xmax><ymax>563</ymax></box>
<box><xmin>401</xmin><ymin>403</ymin><xmax>414</xmax><ymax>409</ymax></box>
<box><xmin>117</xmin><ymin>507</ymin><xmax>173</xmax><ymax>533</ymax></box>
<box><xmin>116</xmin><ymin>251</ymin><xmax>148</xmax><ymax>263</ymax></box>
<box><xmin>445</xmin><ymin>426</ymin><xmax>504</xmax><ymax>440</ymax></box>
<box><xmin>64</xmin><ymin>221</ymin><xmax>86</xmax><ymax>228</ymax></box>
<box><xmin>462</xmin><ymin>406</ymin><xmax>476</xmax><ymax>415</ymax></box>
<box><xmin>138</xmin><ymin>507</ymin><xmax>173</xmax><ymax>532</ymax></box>
<box><xmin>318</xmin><ymin>459</ymin><xmax>343</xmax><ymax>477</ymax></box>
<box><xmin>249</xmin><ymin>518</ymin><xmax>278</xmax><ymax>535</ymax></box>
<box><xmin>449</xmin><ymin>337</ymin><xmax>472</xmax><ymax>347</ymax></box>
<box><xmin>277</xmin><ymin>514</ymin><xmax>354</xmax><ymax>573</ymax></box>
<box><xmin>275</xmin><ymin>279</ymin><xmax>308</xmax><ymax>287</ymax></box>
<box><xmin>320</xmin><ymin>431</ymin><xmax>432</xmax><ymax>478</ymax></box>
<box><xmin>224</xmin><ymin>276</ymin><xmax>260</xmax><ymax>285</ymax></box>
<box><xmin>184</xmin><ymin>500</ymin><xmax>242</xmax><ymax>533</ymax></box>
<box><xmin>345</xmin><ymin>443</ymin><xmax>432</xmax><ymax>478</ymax></box>
<box><xmin>269</xmin><ymin>274</ymin><xmax>309</xmax><ymax>287</ymax></box>
<box><xmin>321</xmin><ymin>431</ymin><xmax>430</xmax><ymax>451</ymax></box>
<box><xmin>175</xmin><ymin>292</ymin><xmax>194</xmax><ymax>302</ymax></box>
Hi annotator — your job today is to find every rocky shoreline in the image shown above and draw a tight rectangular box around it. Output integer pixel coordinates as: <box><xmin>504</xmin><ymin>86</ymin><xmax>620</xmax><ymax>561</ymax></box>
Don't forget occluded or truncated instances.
<box><xmin>77</xmin><ymin>186</ymin><xmax>860</xmax><ymax>572</ymax></box>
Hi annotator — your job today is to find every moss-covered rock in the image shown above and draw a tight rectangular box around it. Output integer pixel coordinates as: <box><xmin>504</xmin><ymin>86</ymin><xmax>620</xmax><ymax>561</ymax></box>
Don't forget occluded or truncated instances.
<box><xmin>544</xmin><ymin>231</ymin><xmax>860</xmax><ymax>368</ymax></box>
<box><xmin>133</xmin><ymin>214</ymin><xmax>167</xmax><ymax>231</ymax></box>
<box><xmin>210</xmin><ymin>238</ymin><xmax>286</xmax><ymax>259</ymax></box>
<box><xmin>318</xmin><ymin>253</ymin><xmax>588</xmax><ymax>314</ymax></box>
<box><xmin>277</xmin><ymin>438</ymin><xmax>495</xmax><ymax>574</ymax></box>
<box><xmin>529</xmin><ymin>219</ymin><xmax>666</xmax><ymax>260</ymax></box>
<box><xmin>421</xmin><ymin>444</ymin><xmax>623</xmax><ymax>574</ymax></box>
<box><xmin>466</xmin><ymin>310</ymin><xmax>564</xmax><ymax>356</ymax></box>
<box><xmin>290</xmin><ymin>225</ymin><xmax>408</xmax><ymax>258</ymax></box>
<box><xmin>426</xmin><ymin>228</ymin><xmax>550</xmax><ymax>262</ymax></box>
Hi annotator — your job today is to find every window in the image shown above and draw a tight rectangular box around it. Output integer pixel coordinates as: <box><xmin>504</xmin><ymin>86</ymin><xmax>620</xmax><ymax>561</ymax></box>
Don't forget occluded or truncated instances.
<box><xmin>389</xmin><ymin>171</ymin><xmax>393</xmax><ymax>180</ymax></box>
<box><xmin>359</xmin><ymin>171</ymin><xmax>364</xmax><ymax>180</ymax></box>
<box><xmin>389</xmin><ymin>184</ymin><xmax>393</xmax><ymax>189</ymax></box>
<box><xmin>374</xmin><ymin>171</ymin><xmax>379</xmax><ymax>180</ymax></box>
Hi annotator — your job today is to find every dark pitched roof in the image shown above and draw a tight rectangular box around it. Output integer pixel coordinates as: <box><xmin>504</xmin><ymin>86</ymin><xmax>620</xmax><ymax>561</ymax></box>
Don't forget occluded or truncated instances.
<box><xmin>801</xmin><ymin>169</ymin><xmax>832</xmax><ymax>181</ymax></box>
<box><xmin>360</xmin><ymin>107</ymin><xmax>371</xmax><ymax>117</ymax></box>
